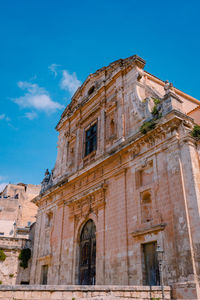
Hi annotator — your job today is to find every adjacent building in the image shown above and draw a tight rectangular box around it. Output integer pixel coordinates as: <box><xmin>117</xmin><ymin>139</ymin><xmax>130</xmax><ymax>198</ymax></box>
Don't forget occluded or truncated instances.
<box><xmin>0</xmin><ymin>183</ymin><xmax>40</xmax><ymax>284</ymax></box>
<box><xmin>30</xmin><ymin>55</ymin><xmax>200</xmax><ymax>299</ymax></box>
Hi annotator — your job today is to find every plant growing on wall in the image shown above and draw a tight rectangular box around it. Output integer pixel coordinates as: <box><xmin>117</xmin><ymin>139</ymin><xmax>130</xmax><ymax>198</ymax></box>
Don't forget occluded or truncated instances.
<box><xmin>18</xmin><ymin>248</ymin><xmax>31</xmax><ymax>269</ymax></box>
<box><xmin>0</xmin><ymin>249</ymin><xmax>6</xmax><ymax>261</ymax></box>
<box><xmin>140</xmin><ymin>97</ymin><xmax>162</xmax><ymax>135</ymax></box>
<box><xmin>191</xmin><ymin>125</ymin><xmax>200</xmax><ymax>140</ymax></box>
<box><xmin>151</xmin><ymin>98</ymin><xmax>162</xmax><ymax>119</ymax></box>
<box><xmin>140</xmin><ymin>120</ymin><xmax>156</xmax><ymax>134</ymax></box>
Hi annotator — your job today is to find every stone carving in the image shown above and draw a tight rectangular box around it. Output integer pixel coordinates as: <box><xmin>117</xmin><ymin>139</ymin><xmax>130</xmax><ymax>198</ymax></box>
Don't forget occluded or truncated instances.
<box><xmin>66</xmin><ymin>182</ymin><xmax>107</xmax><ymax>226</ymax></box>
<box><xmin>41</xmin><ymin>169</ymin><xmax>53</xmax><ymax>194</ymax></box>
<box><xmin>164</xmin><ymin>80</ymin><xmax>174</xmax><ymax>93</ymax></box>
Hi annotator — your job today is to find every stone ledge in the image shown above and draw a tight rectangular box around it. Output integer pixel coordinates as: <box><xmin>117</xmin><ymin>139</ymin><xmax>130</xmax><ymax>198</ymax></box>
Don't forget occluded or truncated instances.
<box><xmin>131</xmin><ymin>223</ymin><xmax>166</xmax><ymax>237</ymax></box>
<box><xmin>0</xmin><ymin>285</ymin><xmax>171</xmax><ymax>291</ymax></box>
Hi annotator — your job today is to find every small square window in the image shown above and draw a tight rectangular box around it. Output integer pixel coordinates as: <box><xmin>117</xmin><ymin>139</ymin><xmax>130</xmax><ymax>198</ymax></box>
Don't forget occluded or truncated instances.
<box><xmin>85</xmin><ymin>123</ymin><xmax>97</xmax><ymax>156</ymax></box>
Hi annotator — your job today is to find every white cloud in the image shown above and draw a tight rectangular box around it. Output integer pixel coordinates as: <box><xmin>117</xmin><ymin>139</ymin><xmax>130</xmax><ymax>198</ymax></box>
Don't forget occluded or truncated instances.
<box><xmin>0</xmin><ymin>114</ymin><xmax>5</xmax><ymax>120</ymax></box>
<box><xmin>48</xmin><ymin>64</ymin><xmax>60</xmax><ymax>77</ymax></box>
<box><xmin>0</xmin><ymin>182</ymin><xmax>8</xmax><ymax>192</ymax></box>
<box><xmin>25</xmin><ymin>112</ymin><xmax>37</xmax><ymax>120</ymax></box>
<box><xmin>0</xmin><ymin>114</ymin><xmax>10</xmax><ymax>122</ymax></box>
<box><xmin>60</xmin><ymin>70</ymin><xmax>81</xmax><ymax>95</ymax></box>
<box><xmin>14</xmin><ymin>81</ymin><xmax>64</xmax><ymax>113</ymax></box>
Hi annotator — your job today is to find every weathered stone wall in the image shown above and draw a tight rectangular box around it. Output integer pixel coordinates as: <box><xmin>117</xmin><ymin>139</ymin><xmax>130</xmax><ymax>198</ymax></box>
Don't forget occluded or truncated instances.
<box><xmin>31</xmin><ymin>56</ymin><xmax>200</xmax><ymax>299</ymax></box>
<box><xmin>0</xmin><ymin>183</ymin><xmax>40</xmax><ymax>237</ymax></box>
<box><xmin>0</xmin><ymin>237</ymin><xmax>31</xmax><ymax>285</ymax></box>
<box><xmin>0</xmin><ymin>285</ymin><xmax>171</xmax><ymax>300</ymax></box>
<box><xmin>188</xmin><ymin>107</ymin><xmax>200</xmax><ymax>125</ymax></box>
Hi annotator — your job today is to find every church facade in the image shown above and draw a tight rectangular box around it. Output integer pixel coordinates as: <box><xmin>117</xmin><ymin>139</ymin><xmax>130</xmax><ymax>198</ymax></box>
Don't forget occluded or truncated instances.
<box><xmin>30</xmin><ymin>55</ymin><xmax>200</xmax><ymax>299</ymax></box>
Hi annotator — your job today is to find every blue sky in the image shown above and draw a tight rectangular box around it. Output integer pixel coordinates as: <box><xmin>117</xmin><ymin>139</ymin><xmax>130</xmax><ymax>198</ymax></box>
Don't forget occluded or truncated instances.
<box><xmin>0</xmin><ymin>0</ymin><xmax>200</xmax><ymax>190</ymax></box>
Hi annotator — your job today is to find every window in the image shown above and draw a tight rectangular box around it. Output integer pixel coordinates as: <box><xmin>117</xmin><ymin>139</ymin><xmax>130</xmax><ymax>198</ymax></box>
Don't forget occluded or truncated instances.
<box><xmin>85</xmin><ymin>123</ymin><xmax>97</xmax><ymax>156</ymax></box>
<box><xmin>41</xmin><ymin>265</ymin><xmax>48</xmax><ymax>285</ymax></box>
<box><xmin>20</xmin><ymin>281</ymin><xmax>29</xmax><ymax>285</ymax></box>
<box><xmin>88</xmin><ymin>85</ymin><xmax>95</xmax><ymax>96</ymax></box>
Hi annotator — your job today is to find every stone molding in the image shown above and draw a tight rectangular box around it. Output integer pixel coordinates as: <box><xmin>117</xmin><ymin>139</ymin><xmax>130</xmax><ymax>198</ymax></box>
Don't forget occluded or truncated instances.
<box><xmin>66</xmin><ymin>182</ymin><xmax>107</xmax><ymax>223</ymax></box>
<box><xmin>0</xmin><ymin>285</ymin><xmax>171</xmax><ymax>300</ymax></box>
<box><xmin>37</xmin><ymin>255</ymin><xmax>52</xmax><ymax>265</ymax></box>
<box><xmin>56</xmin><ymin>55</ymin><xmax>145</xmax><ymax>130</ymax></box>
<box><xmin>65</xmin><ymin>182</ymin><xmax>108</xmax><ymax>206</ymax></box>
<box><xmin>131</xmin><ymin>223</ymin><xmax>166</xmax><ymax>238</ymax></box>
<box><xmin>32</xmin><ymin>110</ymin><xmax>195</xmax><ymax>207</ymax></box>
<box><xmin>0</xmin><ymin>285</ymin><xmax>171</xmax><ymax>291</ymax></box>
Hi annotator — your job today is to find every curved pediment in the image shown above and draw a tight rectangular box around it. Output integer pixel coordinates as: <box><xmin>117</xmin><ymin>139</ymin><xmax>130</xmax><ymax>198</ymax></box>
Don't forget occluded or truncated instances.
<box><xmin>56</xmin><ymin>55</ymin><xmax>146</xmax><ymax>130</ymax></box>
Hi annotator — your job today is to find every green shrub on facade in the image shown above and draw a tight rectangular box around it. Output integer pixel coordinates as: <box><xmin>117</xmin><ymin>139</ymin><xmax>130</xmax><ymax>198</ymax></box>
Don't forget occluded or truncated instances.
<box><xmin>18</xmin><ymin>248</ymin><xmax>31</xmax><ymax>269</ymax></box>
<box><xmin>140</xmin><ymin>120</ymin><xmax>156</xmax><ymax>134</ymax></box>
<box><xmin>140</xmin><ymin>97</ymin><xmax>162</xmax><ymax>135</ymax></box>
<box><xmin>151</xmin><ymin>98</ymin><xmax>162</xmax><ymax>119</ymax></box>
<box><xmin>152</xmin><ymin>98</ymin><xmax>161</xmax><ymax>105</ymax></box>
<box><xmin>191</xmin><ymin>125</ymin><xmax>200</xmax><ymax>139</ymax></box>
<box><xmin>0</xmin><ymin>249</ymin><xmax>6</xmax><ymax>261</ymax></box>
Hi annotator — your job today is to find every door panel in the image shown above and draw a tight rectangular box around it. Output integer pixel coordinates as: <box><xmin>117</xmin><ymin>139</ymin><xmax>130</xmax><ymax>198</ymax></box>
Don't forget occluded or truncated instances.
<box><xmin>143</xmin><ymin>242</ymin><xmax>160</xmax><ymax>286</ymax></box>
<box><xmin>79</xmin><ymin>220</ymin><xmax>96</xmax><ymax>285</ymax></box>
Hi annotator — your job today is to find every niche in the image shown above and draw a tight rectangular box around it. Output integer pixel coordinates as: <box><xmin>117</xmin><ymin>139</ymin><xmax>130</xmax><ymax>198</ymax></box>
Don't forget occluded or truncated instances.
<box><xmin>106</xmin><ymin>111</ymin><xmax>116</xmax><ymax>141</ymax></box>
<box><xmin>140</xmin><ymin>190</ymin><xmax>152</xmax><ymax>223</ymax></box>
<box><xmin>136</xmin><ymin>161</ymin><xmax>153</xmax><ymax>188</ymax></box>
<box><xmin>68</xmin><ymin>140</ymin><xmax>75</xmax><ymax>169</ymax></box>
<box><xmin>46</xmin><ymin>212</ymin><xmax>53</xmax><ymax>228</ymax></box>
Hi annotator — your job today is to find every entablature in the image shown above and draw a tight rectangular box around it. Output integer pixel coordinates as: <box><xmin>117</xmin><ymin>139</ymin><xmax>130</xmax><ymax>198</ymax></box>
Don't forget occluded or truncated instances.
<box><xmin>36</xmin><ymin>110</ymin><xmax>196</xmax><ymax>206</ymax></box>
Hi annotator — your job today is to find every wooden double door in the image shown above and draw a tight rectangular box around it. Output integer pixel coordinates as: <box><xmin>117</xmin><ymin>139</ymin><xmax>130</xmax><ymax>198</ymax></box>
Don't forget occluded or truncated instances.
<box><xmin>79</xmin><ymin>219</ymin><xmax>96</xmax><ymax>285</ymax></box>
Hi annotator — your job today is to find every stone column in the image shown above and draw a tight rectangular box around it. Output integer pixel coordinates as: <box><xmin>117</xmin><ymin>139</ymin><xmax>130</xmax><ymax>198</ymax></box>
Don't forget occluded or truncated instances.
<box><xmin>166</xmin><ymin>141</ymin><xmax>194</xmax><ymax>282</ymax></box>
<box><xmin>74</xmin><ymin>127</ymin><xmax>80</xmax><ymax>171</ymax></box>
<box><xmin>116</xmin><ymin>86</ymin><xmax>125</xmax><ymax>142</ymax></box>
<box><xmin>98</xmin><ymin>107</ymin><xmax>105</xmax><ymax>156</ymax></box>
<box><xmin>178</xmin><ymin>137</ymin><xmax>200</xmax><ymax>299</ymax></box>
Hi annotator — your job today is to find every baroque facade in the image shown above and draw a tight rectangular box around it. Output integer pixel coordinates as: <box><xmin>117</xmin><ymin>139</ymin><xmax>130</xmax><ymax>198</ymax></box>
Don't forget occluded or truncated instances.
<box><xmin>30</xmin><ymin>55</ymin><xmax>200</xmax><ymax>299</ymax></box>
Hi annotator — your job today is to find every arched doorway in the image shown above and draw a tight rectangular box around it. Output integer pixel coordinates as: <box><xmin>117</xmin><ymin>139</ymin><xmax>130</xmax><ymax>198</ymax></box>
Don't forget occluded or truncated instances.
<box><xmin>79</xmin><ymin>219</ymin><xmax>96</xmax><ymax>285</ymax></box>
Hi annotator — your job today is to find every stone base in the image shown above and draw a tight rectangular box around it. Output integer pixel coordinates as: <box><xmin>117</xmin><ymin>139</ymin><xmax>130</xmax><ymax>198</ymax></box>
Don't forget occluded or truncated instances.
<box><xmin>0</xmin><ymin>285</ymin><xmax>171</xmax><ymax>300</ymax></box>
<box><xmin>172</xmin><ymin>281</ymin><xmax>200</xmax><ymax>300</ymax></box>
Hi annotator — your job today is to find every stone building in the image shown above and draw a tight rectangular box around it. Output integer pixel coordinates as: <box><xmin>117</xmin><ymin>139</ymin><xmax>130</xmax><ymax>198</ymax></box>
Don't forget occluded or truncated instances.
<box><xmin>30</xmin><ymin>55</ymin><xmax>200</xmax><ymax>299</ymax></box>
<box><xmin>0</xmin><ymin>183</ymin><xmax>40</xmax><ymax>284</ymax></box>
<box><xmin>0</xmin><ymin>183</ymin><xmax>40</xmax><ymax>237</ymax></box>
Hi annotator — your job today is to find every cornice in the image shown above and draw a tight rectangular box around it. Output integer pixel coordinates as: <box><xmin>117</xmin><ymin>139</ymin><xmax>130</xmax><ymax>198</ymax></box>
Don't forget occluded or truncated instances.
<box><xmin>179</xmin><ymin>134</ymin><xmax>200</xmax><ymax>147</ymax></box>
<box><xmin>35</xmin><ymin>110</ymin><xmax>193</xmax><ymax>205</ymax></box>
